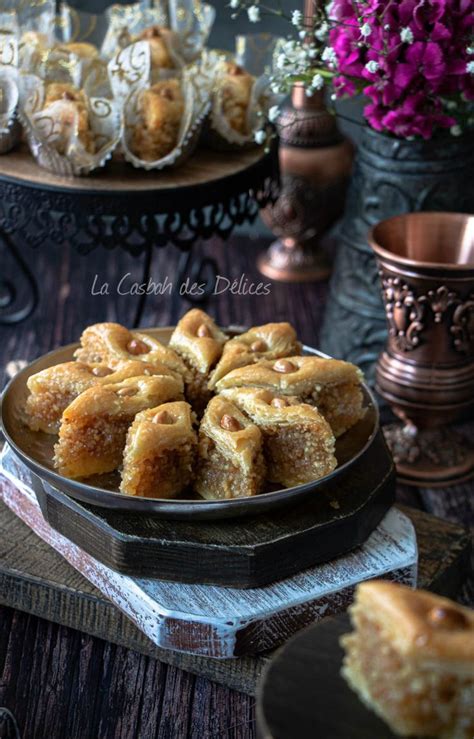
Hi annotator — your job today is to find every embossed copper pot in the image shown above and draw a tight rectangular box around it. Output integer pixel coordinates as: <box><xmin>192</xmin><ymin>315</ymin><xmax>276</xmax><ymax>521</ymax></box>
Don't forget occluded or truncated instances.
<box><xmin>369</xmin><ymin>212</ymin><xmax>474</xmax><ymax>485</ymax></box>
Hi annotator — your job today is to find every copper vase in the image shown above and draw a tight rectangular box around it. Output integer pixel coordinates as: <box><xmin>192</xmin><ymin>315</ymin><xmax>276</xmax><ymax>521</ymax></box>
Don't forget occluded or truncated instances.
<box><xmin>369</xmin><ymin>212</ymin><xmax>474</xmax><ymax>486</ymax></box>
<box><xmin>258</xmin><ymin>85</ymin><xmax>353</xmax><ymax>282</ymax></box>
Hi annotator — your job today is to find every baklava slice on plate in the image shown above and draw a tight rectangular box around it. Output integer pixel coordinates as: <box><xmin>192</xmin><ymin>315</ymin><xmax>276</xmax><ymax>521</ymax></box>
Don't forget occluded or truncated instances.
<box><xmin>341</xmin><ymin>581</ymin><xmax>474</xmax><ymax>739</ymax></box>
<box><xmin>208</xmin><ymin>322</ymin><xmax>301</xmax><ymax>390</ymax></box>
<box><xmin>25</xmin><ymin>359</ymin><xmax>182</xmax><ymax>434</ymax></box>
<box><xmin>169</xmin><ymin>309</ymin><xmax>228</xmax><ymax>415</ymax></box>
<box><xmin>74</xmin><ymin>322</ymin><xmax>187</xmax><ymax>378</ymax></box>
<box><xmin>221</xmin><ymin>387</ymin><xmax>336</xmax><ymax>487</ymax></box>
<box><xmin>215</xmin><ymin>356</ymin><xmax>365</xmax><ymax>438</ymax></box>
<box><xmin>194</xmin><ymin>396</ymin><xmax>265</xmax><ymax>500</ymax></box>
<box><xmin>121</xmin><ymin>401</ymin><xmax>197</xmax><ymax>499</ymax></box>
<box><xmin>54</xmin><ymin>375</ymin><xmax>183</xmax><ymax>479</ymax></box>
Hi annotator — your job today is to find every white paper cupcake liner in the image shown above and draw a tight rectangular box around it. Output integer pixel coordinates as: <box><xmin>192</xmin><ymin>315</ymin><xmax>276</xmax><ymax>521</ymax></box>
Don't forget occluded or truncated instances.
<box><xmin>0</xmin><ymin>67</ymin><xmax>21</xmax><ymax>154</ymax></box>
<box><xmin>205</xmin><ymin>60</ymin><xmax>271</xmax><ymax>151</ymax></box>
<box><xmin>121</xmin><ymin>64</ymin><xmax>210</xmax><ymax>170</ymax></box>
<box><xmin>18</xmin><ymin>73</ymin><xmax>122</xmax><ymax>176</ymax></box>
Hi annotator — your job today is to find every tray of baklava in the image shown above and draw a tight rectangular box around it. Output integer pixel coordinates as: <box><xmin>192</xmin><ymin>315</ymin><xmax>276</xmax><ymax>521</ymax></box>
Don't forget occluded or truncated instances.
<box><xmin>1</xmin><ymin>309</ymin><xmax>392</xmax><ymax>521</ymax></box>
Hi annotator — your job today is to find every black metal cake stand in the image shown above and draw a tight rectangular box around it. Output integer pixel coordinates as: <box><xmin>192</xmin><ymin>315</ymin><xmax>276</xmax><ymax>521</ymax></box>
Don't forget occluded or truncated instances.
<box><xmin>0</xmin><ymin>144</ymin><xmax>279</xmax><ymax>326</ymax></box>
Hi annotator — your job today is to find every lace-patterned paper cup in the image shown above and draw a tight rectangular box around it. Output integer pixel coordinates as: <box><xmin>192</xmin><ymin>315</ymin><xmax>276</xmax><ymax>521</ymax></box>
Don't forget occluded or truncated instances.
<box><xmin>18</xmin><ymin>73</ymin><xmax>121</xmax><ymax>177</ymax></box>
<box><xmin>121</xmin><ymin>64</ymin><xmax>211</xmax><ymax>170</ymax></box>
<box><xmin>203</xmin><ymin>57</ymin><xmax>271</xmax><ymax>152</ymax></box>
<box><xmin>0</xmin><ymin>69</ymin><xmax>21</xmax><ymax>154</ymax></box>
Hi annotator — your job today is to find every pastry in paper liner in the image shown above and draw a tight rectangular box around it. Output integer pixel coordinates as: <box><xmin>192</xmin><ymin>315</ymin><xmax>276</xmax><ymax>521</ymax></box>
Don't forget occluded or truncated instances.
<box><xmin>203</xmin><ymin>58</ymin><xmax>271</xmax><ymax>151</ymax></box>
<box><xmin>18</xmin><ymin>73</ymin><xmax>122</xmax><ymax>177</ymax></box>
<box><xmin>0</xmin><ymin>64</ymin><xmax>21</xmax><ymax>155</ymax></box>
<box><xmin>121</xmin><ymin>64</ymin><xmax>211</xmax><ymax>171</ymax></box>
<box><xmin>101</xmin><ymin>2</ymin><xmax>214</xmax><ymax>67</ymax></box>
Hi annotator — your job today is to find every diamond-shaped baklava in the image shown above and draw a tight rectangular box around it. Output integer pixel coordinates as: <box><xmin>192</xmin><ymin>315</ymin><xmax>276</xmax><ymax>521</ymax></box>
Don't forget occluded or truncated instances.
<box><xmin>215</xmin><ymin>356</ymin><xmax>365</xmax><ymax>437</ymax></box>
<box><xmin>220</xmin><ymin>388</ymin><xmax>336</xmax><ymax>487</ymax></box>
<box><xmin>74</xmin><ymin>322</ymin><xmax>187</xmax><ymax>377</ymax></box>
<box><xmin>54</xmin><ymin>375</ymin><xmax>183</xmax><ymax>479</ymax></box>
<box><xmin>194</xmin><ymin>396</ymin><xmax>265</xmax><ymax>500</ymax></box>
<box><xmin>341</xmin><ymin>581</ymin><xmax>474</xmax><ymax>739</ymax></box>
<box><xmin>208</xmin><ymin>322</ymin><xmax>301</xmax><ymax>389</ymax></box>
<box><xmin>169</xmin><ymin>309</ymin><xmax>228</xmax><ymax>415</ymax></box>
<box><xmin>25</xmin><ymin>359</ymin><xmax>182</xmax><ymax>434</ymax></box>
<box><xmin>121</xmin><ymin>401</ymin><xmax>197</xmax><ymax>499</ymax></box>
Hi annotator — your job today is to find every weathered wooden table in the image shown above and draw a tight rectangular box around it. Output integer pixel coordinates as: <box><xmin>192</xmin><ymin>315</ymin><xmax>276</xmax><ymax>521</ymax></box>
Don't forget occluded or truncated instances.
<box><xmin>0</xmin><ymin>236</ymin><xmax>472</xmax><ymax>739</ymax></box>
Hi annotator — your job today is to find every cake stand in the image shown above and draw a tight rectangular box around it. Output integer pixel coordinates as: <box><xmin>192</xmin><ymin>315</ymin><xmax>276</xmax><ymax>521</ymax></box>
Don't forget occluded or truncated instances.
<box><xmin>0</xmin><ymin>144</ymin><xmax>279</xmax><ymax>326</ymax></box>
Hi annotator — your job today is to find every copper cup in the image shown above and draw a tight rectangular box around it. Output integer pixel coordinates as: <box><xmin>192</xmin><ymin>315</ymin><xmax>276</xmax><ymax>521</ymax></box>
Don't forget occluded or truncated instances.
<box><xmin>369</xmin><ymin>212</ymin><xmax>474</xmax><ymax>486</ymax></box>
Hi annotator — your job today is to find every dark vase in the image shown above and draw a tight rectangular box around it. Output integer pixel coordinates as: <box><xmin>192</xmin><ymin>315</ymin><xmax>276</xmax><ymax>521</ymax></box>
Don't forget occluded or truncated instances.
<box><xmin>319</xmin><ymin>127</ymin><xmax>474</xmax><ymax>385</ymax></box>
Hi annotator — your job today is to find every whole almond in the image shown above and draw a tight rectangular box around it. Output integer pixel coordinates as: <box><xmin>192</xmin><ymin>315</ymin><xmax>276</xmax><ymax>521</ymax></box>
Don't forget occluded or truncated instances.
<box><xmin>197</xmin><ymin>323</ymin><xmax>211</xmax><ymax>338</ymax></box>
<box><xmin>220</xmin><ymin>414</ymin><xmax>242</xmax><ymax>432</ymax></box>
<box><xmin>273</xmin><ymin>359</ymin><xmax>296</xmax><ymax>374</ymax></box>
<box><xmin>428</xmin><ymin>606</ymin><xmax>468</xmax><ymax>630</ymax></box>
<box><xmin>127</xmin><ymin>338</ymin><xmax>149</xmax><ymax>355</ymax></box>
<box><xmin>271</xmin><ymin>397</ymin><xmax>289</xmax><ymax>408</ymax></box>
<box><xmin>250</xmin><ymin>340</ymin><xmax>266</xmax><ymax>352</ymax></box>
<box><xmin>152</xmin><ymin>410</ymin><xmax>173</xmax><ymax>425</ymax></box>
<box><xmin>117</xmin><ymin>386</ymin><xmax>137</xmax><ymax>397</ymax></box>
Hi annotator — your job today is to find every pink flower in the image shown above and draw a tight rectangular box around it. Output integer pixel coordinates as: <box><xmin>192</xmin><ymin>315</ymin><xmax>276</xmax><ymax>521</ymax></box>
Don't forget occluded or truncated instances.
<box><xmin>328</xmin><ymin>0</ymin><xmax>473</xmax><ymax>139</ymax></box>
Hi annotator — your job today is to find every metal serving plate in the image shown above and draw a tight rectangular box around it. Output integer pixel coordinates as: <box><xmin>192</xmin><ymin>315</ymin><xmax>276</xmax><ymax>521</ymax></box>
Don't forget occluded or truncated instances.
<box><xmin>1</xmin><ymin>327</ymin><xmax>380</xmax><ymax>521</ymax></box>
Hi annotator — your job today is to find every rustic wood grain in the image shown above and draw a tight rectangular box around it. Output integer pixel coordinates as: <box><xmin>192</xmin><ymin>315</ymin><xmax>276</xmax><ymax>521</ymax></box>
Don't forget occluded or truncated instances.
<box><xmin>0</xmin><ymin>236</ymin><xmax>472</xmax><ymax>738</ymax></box>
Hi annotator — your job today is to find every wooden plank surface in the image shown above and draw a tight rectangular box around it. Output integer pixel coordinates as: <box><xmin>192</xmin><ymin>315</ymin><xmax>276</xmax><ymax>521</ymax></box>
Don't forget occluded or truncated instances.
<box><xmin>0</xmin><ymin>235</ymin><xmax>472</xmax><ymax>738</ymax></box>
<box><xmin>0</xmin><ymin>493</ymin><xmax>469</xmax><ymax>693</ymax></box>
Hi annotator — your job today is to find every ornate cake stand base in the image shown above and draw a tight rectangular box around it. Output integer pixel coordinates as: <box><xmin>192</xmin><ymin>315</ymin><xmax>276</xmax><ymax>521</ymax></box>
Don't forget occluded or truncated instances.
<box><xmin>257</xmin><ymin>237</ymin><xmax>331</xmax><ymax>283</ymax></box>
<box><xmin>383</xmin><ymin>423</ymin><xmax>474</xmax><ymax>487</ymax></box>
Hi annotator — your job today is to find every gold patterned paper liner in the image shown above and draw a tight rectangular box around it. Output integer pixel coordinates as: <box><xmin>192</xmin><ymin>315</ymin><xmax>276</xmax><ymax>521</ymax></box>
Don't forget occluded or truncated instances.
<box><xmin>18</xmin><ymin>72</ymin><xmax>122</xmax><ymax>177</ymax></box>
<box><xmin>0</xmin><ymin>69</ymin><xmax>20</xmax><ymax>154</ymax></box>
<box><xmin>121</xmin><ymin>63</ymin><xmax>211</xmax><ymax>171</ymax></box>
<box><xmin>205</xmin><ymin>56</ymin><xmax>271</xmax><ymax>151</ymax></box>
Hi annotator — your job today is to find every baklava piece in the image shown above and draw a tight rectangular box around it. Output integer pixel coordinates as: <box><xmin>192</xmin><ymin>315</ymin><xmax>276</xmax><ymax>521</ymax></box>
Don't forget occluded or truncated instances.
<box><xmin>43</xmin><ymin>82</ymin><xmax>95</xmax><ymax>154</ymax></box>
<box><xmin>121</xmin><ymin>401</ymin><xmax>197</xmax><ymax>499</ymax></box>
<box><xmin>194</xmin><ymin>396</ymin><xmax>265</xmax><ymax>500</ymax></box>
<box><xmin>169</xmin><ymin>309</ymin><xmax>228</xmax><ymax>415</ymax></box>
<box><xmin>219</xmin><ymin>62</ymin><xmax>255</xmax><ymax>135</ymax></box>
<box><xmin>25</xmin><ymin>358</ymin><xmax>181</xmax><ymax>434</ymax></box>
<box><xmin>221</xmin><ymin>388</ymin><xmax>336</xmax><ymax>487</ymax></box>
<box><xmin>135</xmin><ymin>25</ymin><xmax>177</xmax><ymax>69</ymax></box>
<box><xmin>54</xmin><ymin>375</ymin><xmax>183</xmax><ymax>479</ymax></box>
<box><xmin>341</xmin><ymin>581</ymin><xmax>474</xmax><ymax>739</ymax></box>
<box><xmin>208</xmin><ymin>322</ymin><xmax>301</xmax><ymax>389</ymax></box>
<box><xmin>74</xmin><ymin>322</ymin><xmax>187</xmax><ymax>378</ymax></box>
<box><xmin>215</xmin><ymin>356</ymin><xmax>365</xmax><ymax>438</ymax></box>
<box><xmin>131</xmin><ymin>79</ymin><xmax>184</xmax><ymax>161</ymax></box>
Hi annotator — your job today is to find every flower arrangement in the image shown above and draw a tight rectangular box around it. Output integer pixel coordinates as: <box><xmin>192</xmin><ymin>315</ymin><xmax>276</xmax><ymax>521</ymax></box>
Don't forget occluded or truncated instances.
<box><xmin>229</xmin><ymin>0</ymin><xmax>474</xmax><ymax>140</ymax></box>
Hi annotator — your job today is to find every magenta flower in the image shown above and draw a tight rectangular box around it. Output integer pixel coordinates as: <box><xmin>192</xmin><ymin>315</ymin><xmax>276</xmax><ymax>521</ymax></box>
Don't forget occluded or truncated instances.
<box><xmin>329</xmin><ymin>0</ymin><xmax>474</xmax><ymax>138</ymax></box>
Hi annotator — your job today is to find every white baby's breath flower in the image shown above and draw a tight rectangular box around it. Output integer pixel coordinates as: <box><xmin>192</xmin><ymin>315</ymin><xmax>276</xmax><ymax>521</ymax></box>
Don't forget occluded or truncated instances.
<box><xmin>467</xmin><ymin>60</ymin><xmax>474</xmax><ymax>74</ymax></box>
<box><xmin>450</xmin><ymin>124</ymin><xmax>462</xmax><ymax>136</ymax></box>
<box><xmin>299</xmin><ymin>30</ymin><xmax>307</xmax><ymax>39</ymax></box>
<box><xmin>384</xmin><ymin>23</ymin><xmax>390</xmax><ymax>30</ymax></box>
<box><xmin>247</xmin><ymin>5</ymin><xmax>260</xmax><ymax>22</ymax></box>
<box><xmin>365</xmin><ymin>60</ymin><xmax>379</xmax><ymax>73</ymax></box>
<box><xmin>276</xmin><ymin>52</ymin><xmax>286</xmax><ymax>69</ymax></box>
<box><xmin>268</xmin><ymin>105</ymin><xmax>280</xmax><ymax>123</ymax></box>
<box><xmin>305</xmin><ymin>87</ymin><xmax>314</xmax><ymax>97</ymax></box>
<box><xmin>308</xmin><ymin>47</ymin><xmax>318</xmax><ymax>59</ymax></box>
<box><xmin>321</xmin><ymin>46</ymin><xmax>337</xmax><ymax>65</ymax></box>
<box><xmin>312</xmin><ymin>73</ymin><xmax>324</xmax><ymax>89</ymax></box>
<box><xmin>360</xmin><ymin>22</ymin><xmax>371</xmax><ymax>37</ymax></box>
<box><xmin>291</xmin><ymin>9</ymin><xmax>303</xmax><ymax>26</ymax></box>
<box><xmin>254</xmin><ymin>129</ymin><xmax>266</xmax><ymax>144</ymax></box>
<box><xmin>315</xmin><ymin>21</ymin><xmax>328</xmax><ymax>41</ymax></box>
<box><xmin>467</xmin><ymin>46</ymin><xmax>474</xmax><ymax>54</ymax></box>
<box><xmin>229</xmin><ymin>0</ymin><xmax>240</xmax><ymax>8</ymax></box>
<box><xmin>400</xmin><ymin>27</ymin><xmax>414</xmax><ymax>44</ymax></box>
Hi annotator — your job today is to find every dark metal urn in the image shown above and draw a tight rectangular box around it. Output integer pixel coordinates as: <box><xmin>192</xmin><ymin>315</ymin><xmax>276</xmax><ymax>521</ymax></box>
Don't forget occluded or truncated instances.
<box><xmin>319</xmin><ymin>127</ymin><xmax>474</xmax><ymax>385</ymax></box>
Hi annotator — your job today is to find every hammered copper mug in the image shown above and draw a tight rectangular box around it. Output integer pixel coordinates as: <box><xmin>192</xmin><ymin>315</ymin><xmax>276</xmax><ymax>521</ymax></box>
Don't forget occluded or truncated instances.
<box><xmin>369</xmin><ymin>212</ymin><xmax>474</xmax><ymax>486</ymax></box>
